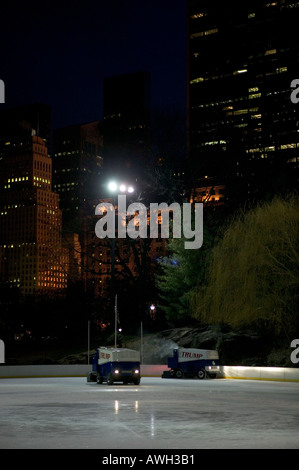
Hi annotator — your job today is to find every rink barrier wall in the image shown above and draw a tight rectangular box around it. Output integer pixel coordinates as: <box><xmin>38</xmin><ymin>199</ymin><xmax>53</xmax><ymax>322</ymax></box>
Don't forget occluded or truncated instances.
<box><xmin>0</xmin><ymin>364</ymin><xmax>298</xmax><ymax>382</ymax></box>
<box><xmin>220</xmin><ymin>365</ymin><xmax>299</xmax><ymax>382</ymax></box>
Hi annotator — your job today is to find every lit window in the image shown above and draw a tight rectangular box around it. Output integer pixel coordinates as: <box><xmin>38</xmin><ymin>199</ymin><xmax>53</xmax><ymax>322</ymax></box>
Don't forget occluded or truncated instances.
<box><xmin>190</xmin><ymin>28</ymin><xmax>218</xmax><ymax>39</ymax></box>
<box><xmin>265</xmin><ymin>49</ymin><xmax>277</xmax><ymax>55</ymax></box>
<box><xmin>190</xmin><ymin>77</ymin><xmax>205</xmax><ymax>84</ymax></box>
<box><xmin>281</xmin><ymin>143</ymin><xmax>296</xmax><ymax>149</ymax></box>
<box><xmin>191</xmin><ymin>13</ymin><xmax>204</xmax><ymax>19</ymax></box>
<box><xmin>233</xmin><ymin>69</ymin><xmax>247</xmax><ymax>75</ymax></box>
<box><xmin>276</xmin><ymin>66</ymin><xmax>287</xmax><ymax>73</ymax></box>
<box><xmin>234</xmin><ymin>109</ymin><xmax>248</xmax><ymax>115</ymax></box>
<box><xmin>249</xmin><ymin>93</ymin><xmax>261</xmax><ymax>99</ymax></box>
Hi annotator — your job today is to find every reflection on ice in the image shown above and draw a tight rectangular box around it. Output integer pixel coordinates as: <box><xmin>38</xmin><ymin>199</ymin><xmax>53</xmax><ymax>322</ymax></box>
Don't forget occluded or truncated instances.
<box><xmin>114</xmin><ymin>400</ymin><xmax>139</xmax><ymax>415</ymax></box>
<box><xmin>151</xmin><ymin>414</ymin><xmax>155</xmax><ymax>437</ymax></box>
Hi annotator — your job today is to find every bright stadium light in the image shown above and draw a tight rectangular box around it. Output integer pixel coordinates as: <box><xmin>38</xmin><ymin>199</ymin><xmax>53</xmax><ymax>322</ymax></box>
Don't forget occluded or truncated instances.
<box><xmin>108</xmin><ymin>181</ymin><xmax>118</xmax><ymax>192</ymax></box>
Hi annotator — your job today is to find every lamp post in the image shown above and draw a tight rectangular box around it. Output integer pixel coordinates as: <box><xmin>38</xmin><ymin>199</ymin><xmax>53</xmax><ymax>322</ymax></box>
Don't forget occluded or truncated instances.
<box><xmin>87</xmin><ymin>320</ymin><xmax>90</xmax><ymax>364</ymax></box>
<box><xmin>150</xmin><ymin>304</ymin><xmax>156</xmax><ymax>320</ymax></box>
<box><xmin>140</xmin><ymin>321</ymin><xmax>143</xmax><ymax>364</ymax></box>
<box><xmin>107</xmin><ymin>181</ymin><xmax>134</xmax><ymax>348</ymax></box>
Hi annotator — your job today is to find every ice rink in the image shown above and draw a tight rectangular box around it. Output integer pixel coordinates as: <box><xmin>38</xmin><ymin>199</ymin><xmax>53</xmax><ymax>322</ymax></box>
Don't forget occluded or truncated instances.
<box><xmin>0</xmin><ymin>376</ymin><xmax>298</xmax><ymax>449</ymax></box>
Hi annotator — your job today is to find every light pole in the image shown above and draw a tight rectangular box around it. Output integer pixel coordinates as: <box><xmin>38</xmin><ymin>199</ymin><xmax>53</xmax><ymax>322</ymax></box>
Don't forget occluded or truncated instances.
<box><xmin>150</xmin><ymin>304</ymin><xmax>156</xmax><ymax>320</ymax></box>
<box><xmin>87</xmin><ymin>320</ymin><xmax>90</xmax><ymax>364</ymax></box>
<box><xmin>107</xmin><ymin>181</ymin><xmax>134</xmax><ymax>348</ymax></box>
<box><xmin>140</xmin><ymin>321</ymin><xmax>143</xmax><ymax>364</ymax></box>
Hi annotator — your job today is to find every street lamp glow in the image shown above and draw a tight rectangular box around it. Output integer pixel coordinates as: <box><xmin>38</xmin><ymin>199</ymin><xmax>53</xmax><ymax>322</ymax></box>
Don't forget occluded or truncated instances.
<box><xmin>127</xmin><ymin>186</ymin><xmax>134</xmax><ymax>193</ymax></box>
<box><xmin>108</xmin><ymin>181</ymin><xmax>118</xmax><ymax>192</ymax></box>
<box><xmin>119</xmin><ymin>184</ymin><xmax>126</xmax><ymax>192</ymax></box>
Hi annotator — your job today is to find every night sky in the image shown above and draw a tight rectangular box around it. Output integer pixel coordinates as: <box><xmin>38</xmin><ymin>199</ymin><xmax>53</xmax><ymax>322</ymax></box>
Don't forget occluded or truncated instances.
<box><xmin>1</xmin><ymin>0</ymin><xmax>187</xmax><ymax>129</ymax></box>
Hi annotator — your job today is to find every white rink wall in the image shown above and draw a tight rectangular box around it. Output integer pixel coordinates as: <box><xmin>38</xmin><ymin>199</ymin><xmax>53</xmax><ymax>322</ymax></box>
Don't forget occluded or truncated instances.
<box><xmin>0</xmin><ymin>364</ymin><xmax>91</xmax><ymax>378</ymax></box>
<box><xmin>0</xmin><ymin>364</ymin><xmax>298</xmax><ymax>382</ymax></box>
<box><xmin>220</xmin><ymin>365</ymin><xmax>299</xmax><ymax>382</ymax></box>
<box><xmin>0</xmin><ymin>364</ymin><xmax>165</xmax><ymax>379</ymax></box>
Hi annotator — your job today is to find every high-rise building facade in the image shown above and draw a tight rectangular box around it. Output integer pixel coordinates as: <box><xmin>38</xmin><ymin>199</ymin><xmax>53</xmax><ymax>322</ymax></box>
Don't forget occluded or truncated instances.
<box><xmin>187</xmin><ymin>0</ymin><xmax>299</xmax><ymax>203</ymax></box>
<box><xmin>0</xmin><ymin>135</ymin><xmax>68</xmax><ymax>296</ymax></box>
<box><xmin>53</xmin><ymin>121</ymin><xmax>103</xmax><ymax>226</ymax></box>
<box><xmin>103</xmin><ymin>70</ymin><xmax>151</xmax><ymax>183</ymax></box>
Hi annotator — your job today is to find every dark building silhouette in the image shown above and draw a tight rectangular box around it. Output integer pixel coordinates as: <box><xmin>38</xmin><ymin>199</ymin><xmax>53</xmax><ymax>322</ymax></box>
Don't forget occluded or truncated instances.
<box><xmin>103</xmin><ymin>70</ymin><xmax>151</xmax><ymax>185</ymax></box>
<box><xmin>187</xmin><ymin>0</ymin><xmax>299</xmax><ymax>204</ymax></box>
<box><xmin>52</xmin><ymin>121</ymin><xmax>103</xmax><ymax>226</ymax></box>
<box><xmin>52</xmin><ymin>122</ymin><xmax>104</xmax><ymax>293</ymax></box>
<box><xmin>0</xmin><ymin>103</ymin><xmax>51</xmax><ymax>149</ymax></box>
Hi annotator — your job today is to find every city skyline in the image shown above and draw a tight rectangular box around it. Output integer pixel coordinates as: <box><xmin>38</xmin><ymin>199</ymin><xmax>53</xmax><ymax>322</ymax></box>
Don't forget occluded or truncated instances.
<box><xmin>1</xmin><ymin>1</ymin><xmax>298</xmax><ymax>335</ymax></box>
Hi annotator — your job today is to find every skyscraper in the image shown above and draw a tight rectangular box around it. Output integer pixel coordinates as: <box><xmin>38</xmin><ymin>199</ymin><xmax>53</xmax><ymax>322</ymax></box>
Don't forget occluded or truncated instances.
<box><xmin>0</xmin><ymin>135</ymin><xmax>68</xmax><ymax>296</ymax></box>
<box><xmin>53</xmin><ymin>121</ymin><xmax>103</xmax><ymax>226</ymax></box>
<box><xmin>103</xmin><ymin>70</ymin><xmax>151</xmax><ymax>183</ymax></box>
<box><xmin>187</xmin><ymin>0</ymin><xmax>299</xmax><ymax>203</ymax></box>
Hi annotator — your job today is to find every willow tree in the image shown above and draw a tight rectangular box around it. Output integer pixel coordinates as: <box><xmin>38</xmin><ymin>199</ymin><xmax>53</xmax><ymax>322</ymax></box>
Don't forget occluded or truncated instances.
<box><xmin>193</xmin><ymin>196</ymin><xmax>299</xmax><ymax>338</ymax></box>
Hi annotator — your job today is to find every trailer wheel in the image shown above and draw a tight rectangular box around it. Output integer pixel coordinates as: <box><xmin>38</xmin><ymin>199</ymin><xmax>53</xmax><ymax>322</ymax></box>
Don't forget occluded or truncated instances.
<box><xmin>107</xmin><ymin>374</ymin><xmax>113</xmax><ymax>385</ymax></box>
<box><xmin>175</xmin><ymin>369</ymin><xmax>184</xmax><ymax>379</ymax></box>
<box><xmin>197</xmin><ymin>369</ymin><xmax>206</xmax><ymax>380</ymax></box>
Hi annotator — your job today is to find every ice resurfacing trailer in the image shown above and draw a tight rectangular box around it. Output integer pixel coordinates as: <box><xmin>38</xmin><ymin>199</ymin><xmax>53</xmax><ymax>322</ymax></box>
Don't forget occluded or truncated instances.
<box><xmin>163</xmin><ymin>348</ymin><xmax>220</xmax><ymax>379</ymax></box>
<box><xmin>88</xmin><ymin>347</ymin><xmax>141</xmax><ymax>385</ymax></box>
